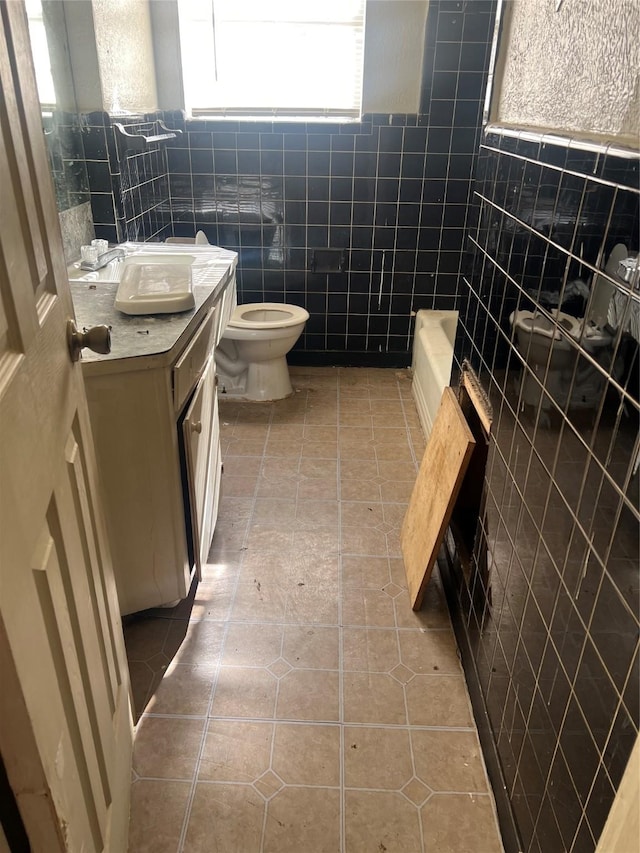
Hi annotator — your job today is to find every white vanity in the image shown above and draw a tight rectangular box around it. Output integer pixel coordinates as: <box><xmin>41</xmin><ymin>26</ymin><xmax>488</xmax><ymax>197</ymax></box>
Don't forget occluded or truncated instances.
<box><xmin>70</xmin><ymin>243</ymin><xmax>237</xmax><ymax>615</ymax></box>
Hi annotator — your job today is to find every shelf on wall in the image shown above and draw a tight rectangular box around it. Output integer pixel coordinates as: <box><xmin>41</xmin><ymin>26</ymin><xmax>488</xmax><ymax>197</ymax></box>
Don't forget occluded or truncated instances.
<box><xmin>113</xmin><ymin>120</ymin><xmax>182</xmax><ymax>155</ymax></box>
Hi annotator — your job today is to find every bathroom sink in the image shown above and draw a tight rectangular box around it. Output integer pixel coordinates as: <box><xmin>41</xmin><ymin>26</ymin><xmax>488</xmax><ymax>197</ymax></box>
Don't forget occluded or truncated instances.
<box><xmin>69</xmin><ymin>252</ymin><xmax>198</xmax><ymax>284</ymax></box>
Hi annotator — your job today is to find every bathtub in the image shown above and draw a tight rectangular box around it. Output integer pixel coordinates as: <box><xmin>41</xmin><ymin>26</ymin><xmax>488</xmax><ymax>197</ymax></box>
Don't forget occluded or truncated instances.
<box><xmin>411</xmin><ymin>309</ymin><xmax>459</xmax><ymax>439</ymax></box>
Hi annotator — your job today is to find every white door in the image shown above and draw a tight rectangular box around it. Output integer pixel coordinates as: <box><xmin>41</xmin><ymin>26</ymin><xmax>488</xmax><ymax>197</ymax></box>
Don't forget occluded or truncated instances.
<box><xmin>0</xmin><ymin>4</ymin><xmax>133</xmax><ymax>852</ymax></box>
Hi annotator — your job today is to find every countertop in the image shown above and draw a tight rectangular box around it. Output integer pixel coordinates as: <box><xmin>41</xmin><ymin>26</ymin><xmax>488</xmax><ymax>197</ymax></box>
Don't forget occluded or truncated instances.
<box><xmin>69</xmin><ymin>242</ymin><xmax>237</xmax><ymax>370</ymax></box>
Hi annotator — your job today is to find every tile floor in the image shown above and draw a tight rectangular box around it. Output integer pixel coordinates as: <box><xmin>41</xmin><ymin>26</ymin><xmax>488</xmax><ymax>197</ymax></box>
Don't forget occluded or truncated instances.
<box><xmin>125</xmin><ymin>367</ymin><xmax>504</xmax><ymax>853</ymax></box>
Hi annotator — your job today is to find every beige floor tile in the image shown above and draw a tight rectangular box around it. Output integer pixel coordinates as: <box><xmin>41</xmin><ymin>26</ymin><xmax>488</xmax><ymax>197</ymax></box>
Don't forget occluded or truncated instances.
<box><xmin>379</xmin><ymin>479</ymin><xmax>415</xmax><ymax>503</ymax></box>
<box><xmin>412</xmin><ymin>730</ymin><xmax>489</xmax><ymax>792</ymax></box>
<box><xmin>190</xmin><ymin>577</ymin><xmax>236</xmax><ymax>621</ymax></box>
<box><xmin>220</xmin><ymin>475</ymin><xmax>258</xmax><ymax>497</ymax></box>
<box><xmin>183</xmin><ymin>783</ymin><xmax>265</xmax><ymax>853</ymax></box>
<box><xmin>421</xmin><ymin>793</ymin><xmax>503</xmax><ymax>852</ymax></box>
<box><xmin>127</xmin><ymin>369</ymin><xmax>504</xmax><ymax>852</ymax></box>
<box><xmin>394</xmin><ymin>588</ymin><xmax>452</xmax><ymax>630</ymax></box>
<box><xmin>128</xmin><ymin>779</ymin><xmax>191</xmax><ymax>853</ymax></box>
<box><xmin>245</xmin><ymin>524</ymin><xmax>295</xmax><ymax>553</ymax></box>
<box><xmin>252</xmin><ymin>498</ymin><xmax>297</xmax><ymax>525</ymax></box>
<box><xmin>345</xmin><ymin>790</ymin><xmax>422</xmax><ymax>853</ymax></box>
<box><xmin>344</xmin><ymin>726</ymin><xmax>413</xmax><ymax>789</ymax></box>
<box><xmin>264</xmin><ymin>787</ymin><xmax>340</xmax><ymax>853</ymax></box>
<box><xmin>342</xmin><ymin>588</ymin><xmax>397</xmax><ymax>627</ymax></box>
<box><xmin>255</xmin><ymin>473</ymin><xmax>300</xmax><ymax>499</ymax></box>
<box><xmin>165</xmin><ymin>620</ymin><xmax>226</xmax><ymax>666</ymax></box>
<box><xmin>389</xmin><ymin>557</ymin><xmax>408</xmax><ymax>588</ymax></box>
<box><xmin>211</xmin><ymin>666</ymin><xmax>278</xmax><ymax>718</ymax></box>
<box><xmin>230</xmin><ymin>580</ymin><xmax>287</xmax><ymax>622</ymax></box>
<box><xmin>272</xmin><ymin>723</ymin><xmax>340</xmax><ymax>786</ymax></box>
<box><xmin>289</xmin><ymin>552</ymin><xmax>340</xmax><ymax>585</ymax></box>
<box><xmin>297</xmin><ymin>476</ymin><xmax>338</xmax><ymax>500</ymax></box>
<box><xmin>295</xmin><ymin>498</ymin><xmax>340</xmax><ymax>527</ymax></box>
<box><xmin>341</xmin><ymin>524</ymin><xmax>390</xmax><ymax>556</ymax></box>
<box><xmin>293</xmin><ymin>526</ymin><xmax>340</xmax><ymax>554</ymax></box>
<box><xmin>124</xmin><ymin>617</ymin><xmax>171</xmax><ymax>662</ymax></box>
<box><xmin>405</xmin><ymin>674</ymin><xmax>473</xmax><ymax>727</ymax></box>
<box><xmin>299</xmin><ymin>457</ymin><xmax>338</xmax><ymax>478</ymax></box>
<box><xmin>303</xmin><ymin>425</ymin><xmax>338</xmax><ymax>442</ymax></box>
<box><xmin>375</xmin><ymin>443</ymin><xmax>415</xmax><ymax>463</ymax></box>
<box><xmin>198</xmin><ymin>719</ymin><xmax>273</xmax><ymax>782</ymax></box>
<box><xmin>340</xmin><ymin>458</ymin><xmax>379</xmax><ymax>481</ymax></box>
<box><xmin>282</xmin><ymin>625</ymin><xmax>340</xmax><ymax>670</ymax></box>
<box><xmin>372</xmin><ymin>427</ymin><xmax>411</xmax><ymax>444</ymax></box>
<box><xmin>264</xmin><ymin>438</ymin><xmax>303</xmax><ymax>457</ymax></box>
<box><xmin>342</xmin><ymin>627</ymin><xmax>400</xmax><ymax>672</ymax></box>
<box><xmin>341</xmin><ymin>501</ymin><xmax>385</xmax><ymax>528</ymax></box>
<box><xmin>302</xmin><ymin>440</ymin><xmax>339</xmax><ymax>458</ymax></box>
<box><xmin>239</xmin><ymin>550</ymin><xmax>292</xmax><ymax>584</ymax></box>
<box><xmin>133</xmin><ymin>716</ymin><xmax>204</xmax><ymax>779</ymax></box>
<box><xmin>276</xmin><ymin>669</ymin><xmax>339</xmax><ymax>721</ymax></box>
<box><xmin>224</xmin><ymin>438</ymin><xmax>267</xmax><ymax>456</ymax></box>
<box><xmin>222</xmin><ymin>622</ymin><xmax>284</xmax><ymax>667</ymax></box>
<box><xmin>342</xmin><ymin>555</ymin><xmax>391</xmax><ymax>588</ymax></box>
<box><xmin>269</xmin><ymin>423</ymin><xmax>305</xmax><ymax>440</ymax></box>
<box><xmin>398</xmin><ymin>629</ymin><xmax>463</xmax><ymax>675</ymax></box>
<box><xmin>223</xmin><ymin>456</ymin><xmax>262</xmax><ymax>477</ymax></box>
<box><xmin>145</xmin><ymin>661</ymin><xmax>216</xmax><ymax>716</ymax></box>
<box><xmin>285</xmin><ymin>582</ymin><xmax>339</xmax><ymax>624</ymax></box>
<box><xmin>128</xmin><ymin>661</ymin><xmax>158</xmax><ymax>717</ymax></box>
<box><xmin>340</xmin><ymin>478</ymin><xmax>382</xmax><ymax>502</ymax></box>
<box><xmin>343</xmin><ymin>672</ymin><xmax>407</xmax><ymax>724</ymax></box>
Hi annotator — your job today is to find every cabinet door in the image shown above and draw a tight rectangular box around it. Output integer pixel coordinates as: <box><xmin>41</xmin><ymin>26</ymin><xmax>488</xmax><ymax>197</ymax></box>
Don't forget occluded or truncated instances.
<box><xmin>183</xmin><ymin>355</ymin><xmax>218</xmax><ymax>576</ymax></box>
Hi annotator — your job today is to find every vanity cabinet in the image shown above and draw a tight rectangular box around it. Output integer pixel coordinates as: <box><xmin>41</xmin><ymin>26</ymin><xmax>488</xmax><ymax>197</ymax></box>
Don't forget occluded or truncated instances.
<box><xmin>70</xmin><ymin>248</ymin><xmax>236</xmax><ymax>615</ymax></box>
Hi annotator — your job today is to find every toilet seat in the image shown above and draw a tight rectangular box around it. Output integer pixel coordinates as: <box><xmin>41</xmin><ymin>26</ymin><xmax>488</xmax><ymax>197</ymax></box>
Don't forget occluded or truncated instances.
<box><xmin>510</xmin><ymin>309</ymin><xmax>581</xmax><ymax>344</ymax></box>
<box><xmin>228</xmin><ymin>302</ymin><xmax>309</xmax><ymax>330</ymax></box>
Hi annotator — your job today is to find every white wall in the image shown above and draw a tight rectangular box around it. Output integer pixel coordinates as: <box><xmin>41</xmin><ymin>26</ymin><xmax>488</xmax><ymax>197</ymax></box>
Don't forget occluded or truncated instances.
<box><xmin>363</xmin><ymin>0</ymin><xmax>428</xmax><ymax>114</ymax></box>
<box><xmin>493</xmin><ymin>0</ymin><xmax>640</xmax><ymax>145</ymax></box>
<box><xmin>92</xmin><ymin>0</ymin><xmax>158</xmax><ymax>112</ymax></box>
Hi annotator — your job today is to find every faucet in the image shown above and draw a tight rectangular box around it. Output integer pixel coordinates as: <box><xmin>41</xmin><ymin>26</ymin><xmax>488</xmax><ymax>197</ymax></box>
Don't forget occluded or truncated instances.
<box><xmin>80</xmin><ymin>247</ymin><xmax>126</xmax><ymax>271</ymax></box>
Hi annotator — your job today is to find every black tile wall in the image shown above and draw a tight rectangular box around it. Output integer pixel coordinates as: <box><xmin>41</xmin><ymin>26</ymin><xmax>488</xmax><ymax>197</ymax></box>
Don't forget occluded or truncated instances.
<box><xmin>449</xmin><ymin>125</ymin><xmax>639</xmax><ymax>853</ymax></box>
<box><xmin>150</xmin><ymin>0</ymin><xmax>496</xmax><ymax>366</ymax></box>
<box><xmin>43</xmin><ymin>111</ymin><xmax>90</xmax><ymax>211</ymax></box>
<box><xmin>76</xmin><ymin>0</ymin><xmax>496</xmax><ymax>365</ymax></box>
<box><xmin>77</xmin><ymin>111</ymin><xmax>174</xmax><ymax>244</ymax></box>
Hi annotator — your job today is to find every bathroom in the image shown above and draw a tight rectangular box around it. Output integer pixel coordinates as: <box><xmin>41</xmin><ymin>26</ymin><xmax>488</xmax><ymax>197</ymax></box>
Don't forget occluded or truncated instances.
<box><xmin>8</xmin><ymin>0</ymin><xmax>639</xmax><ymax>851</ymax></box>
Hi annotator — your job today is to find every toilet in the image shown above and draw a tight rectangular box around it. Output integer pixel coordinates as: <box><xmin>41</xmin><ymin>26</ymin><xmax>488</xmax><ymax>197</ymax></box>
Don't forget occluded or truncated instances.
<box><xmin>215</xmin><ymin>302</ymin><xmax>309</xmax><ymax>401</ymax></box>
<box><xmin>509</xmin><ymin>308</ymin><xmax>613</xmax><ymax>409</ymax></box>
<box><xmin>508</xmin><ymin>246</ymin><xmax>633</xmax><ymax>410</ymax></box>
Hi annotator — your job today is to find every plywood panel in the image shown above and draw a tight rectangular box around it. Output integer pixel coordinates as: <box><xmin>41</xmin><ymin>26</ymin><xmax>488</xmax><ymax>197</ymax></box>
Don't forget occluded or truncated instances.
<box><xmin>401</xmin><ymin>387</ymin><xmax>476</xmax><ymax>610</ymax></box>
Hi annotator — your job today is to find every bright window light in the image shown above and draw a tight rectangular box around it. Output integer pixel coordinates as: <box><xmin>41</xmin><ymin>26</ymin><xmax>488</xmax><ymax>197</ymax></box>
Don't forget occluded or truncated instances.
<box><xmin>25</xmin><ymin>0</ymin><xmax>56</xmax><ymax>105</ymax></box>
<box><xmin>177</xmin><ymin>0</ymin><xmax>365</xmax><ymax>119</ymax></box>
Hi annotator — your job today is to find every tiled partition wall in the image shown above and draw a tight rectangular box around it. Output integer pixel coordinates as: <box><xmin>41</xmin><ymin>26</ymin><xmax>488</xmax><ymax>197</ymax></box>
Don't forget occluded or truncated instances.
<box><xmin>450</xmin><ymin>125</ymin><xmax>639</xmax><ymax>853</ymax></box>
<box><xmin>159</xmin><ymin>0</ymin><xmax>497</xmax><ymax>366</ymax></box>
<box><xmin>79</xmin><ymin>111</ymin><xmax>174</xmax><ymax>245</ymax></box>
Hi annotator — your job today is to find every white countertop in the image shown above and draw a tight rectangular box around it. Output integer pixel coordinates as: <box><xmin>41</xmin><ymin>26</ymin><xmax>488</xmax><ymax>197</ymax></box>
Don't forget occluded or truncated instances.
<box><xmin>69</xmin><ymin>242</ymin><xmax>237</xmax><ymax>369</ymax></box>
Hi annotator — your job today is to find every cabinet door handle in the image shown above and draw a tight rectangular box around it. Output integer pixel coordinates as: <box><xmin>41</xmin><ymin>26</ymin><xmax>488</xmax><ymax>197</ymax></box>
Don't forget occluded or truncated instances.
<box><xmin>191</xmin><ymin>420</ymin><xmax>202</xmax><ymax>434</ymax></box>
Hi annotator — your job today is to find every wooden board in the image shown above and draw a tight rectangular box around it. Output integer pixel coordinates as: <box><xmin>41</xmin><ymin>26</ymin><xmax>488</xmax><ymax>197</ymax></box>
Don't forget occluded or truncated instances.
<box><xmin>401</xmin><ymin>387</ymin><xmax>476</xmax><ymax>610</ymax></box>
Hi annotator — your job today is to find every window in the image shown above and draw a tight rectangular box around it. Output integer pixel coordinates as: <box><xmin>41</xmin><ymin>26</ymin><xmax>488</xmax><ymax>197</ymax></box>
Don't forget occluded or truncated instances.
<box><xmin>177</xmin><ymin>0</ymin><xmax>365</xmax><ymax>120</ymax></box>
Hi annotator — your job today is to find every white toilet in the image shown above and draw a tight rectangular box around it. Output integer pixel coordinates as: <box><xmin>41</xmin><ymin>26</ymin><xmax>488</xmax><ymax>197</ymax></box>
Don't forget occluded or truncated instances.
<box><xmin>509</xmin><ymin>308</ymin><xmax>613</xmax><ymax>409</ymax></box>
<box><xmin>215</xmin><ymin>302</ymin><xmax>309</xmax><ymax>401</ymax></box>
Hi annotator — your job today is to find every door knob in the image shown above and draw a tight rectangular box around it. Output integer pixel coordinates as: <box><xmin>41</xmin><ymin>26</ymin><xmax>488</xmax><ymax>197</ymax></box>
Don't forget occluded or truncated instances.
<box><xmin>67</xmin><ymin>320</ymin><xmax>112</xmax><ymax>362</ymax></box>
<box><xmin>191</xmin><ymin>420</ymin><xmax>202</xmax><ymax>434</ymax></box>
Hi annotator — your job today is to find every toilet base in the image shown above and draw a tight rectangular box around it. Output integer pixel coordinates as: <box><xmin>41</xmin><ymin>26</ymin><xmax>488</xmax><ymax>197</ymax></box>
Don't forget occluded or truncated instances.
<box><xmin>217</xmin><ymin>356</ymin><xmax>294</xmax><ymax>402</ymax></box>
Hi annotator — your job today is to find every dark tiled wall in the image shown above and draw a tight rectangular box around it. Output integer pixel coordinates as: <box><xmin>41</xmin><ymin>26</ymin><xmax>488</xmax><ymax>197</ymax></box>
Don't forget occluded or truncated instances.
<box><xmin>43</xmin><ymin>111</ymin><xmax>90</xmax><ymax>212</ymax></box>
<box><xmin>76</xmin><ymin>0</ymin><xmax>496</xmax><ymax>365</ymax></box>
<box><xmin>78</xmin><ymin>111</ymin><xmax>173</xmax><ymax>244</ymax></box>
<box><xmin>450</xmin><ymin>126</ymin><xmax>639</xmax><ymax>853</ymax></box>
<box><xmin>156</xmin><ymin>0</ymin><xmax>496</xmax><ymax>366</ymax></box>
